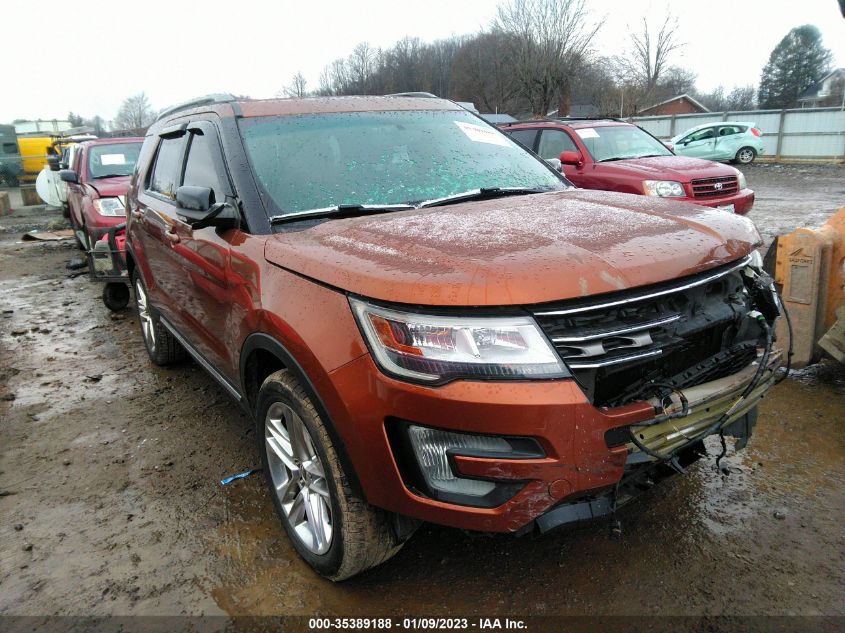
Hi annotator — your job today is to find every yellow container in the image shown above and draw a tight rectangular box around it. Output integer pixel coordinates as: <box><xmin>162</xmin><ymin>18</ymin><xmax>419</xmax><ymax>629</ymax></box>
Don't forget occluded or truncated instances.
<box><xmin>16</xmin><ymin>136</ymin><xmax>54</xmax><ymax>181</ymax></box>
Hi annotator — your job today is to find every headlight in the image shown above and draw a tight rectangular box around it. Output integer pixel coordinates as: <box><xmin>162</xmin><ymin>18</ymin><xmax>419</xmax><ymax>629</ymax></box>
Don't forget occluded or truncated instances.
<box><xmin>643</xmin><ymin>180</ymin><xmax>685</xmax><ymax>197</ymax></box>
<box><xmin>350</xmin><ymin>298</ymin><xmax>568</xmax><ymax>384</ymax></box>
<box><xmin>93</xmin><ymin>197</ymin><xmax>125</xmax><ymax>217</ymax></box>
<box><xmin>737</xmin><ymin>171</ymin><xmax>747</xmax><ymax>189</ymax></box>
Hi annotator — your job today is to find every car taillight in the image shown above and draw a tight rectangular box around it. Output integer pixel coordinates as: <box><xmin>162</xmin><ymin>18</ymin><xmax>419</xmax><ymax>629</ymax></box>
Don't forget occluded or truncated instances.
<box><xmin>751</xmin><ymin>128</ymin><xmax>762</xmax><ymax>137</ymax></box>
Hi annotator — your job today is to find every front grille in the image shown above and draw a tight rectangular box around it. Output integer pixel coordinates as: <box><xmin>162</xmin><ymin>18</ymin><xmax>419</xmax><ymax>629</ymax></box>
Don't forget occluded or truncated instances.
<box><xmin>691</xmin><ymin>175</ymin><xmax>739</xmax><ymax>198</ymax></box>
<box><xmin>530</xmin><ymin>257</ymin><xmax>760</xmax><ymax>407</ymax></box>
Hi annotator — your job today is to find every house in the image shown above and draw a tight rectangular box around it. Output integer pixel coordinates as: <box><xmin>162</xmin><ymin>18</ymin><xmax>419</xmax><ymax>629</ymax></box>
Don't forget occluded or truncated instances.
<box><xmin>798</xmin><ymin>68</ymin><xmax>845</xmax><ymax>108</ymax></box>
<box><xmin>637</xmin><ymin>94</ymin><xmax>709</xmax><ymax>116</ymax></box>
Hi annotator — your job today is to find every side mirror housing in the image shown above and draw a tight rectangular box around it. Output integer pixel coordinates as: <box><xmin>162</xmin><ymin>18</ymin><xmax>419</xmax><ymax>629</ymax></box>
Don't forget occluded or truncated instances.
<box><xmin>176</xmin><ymin>185</ymin><xmax>212</xmax><ymax>212</ymax></box>
<box><xmin>664</xmin><ymin>143</ymin><xmax>675</xmax><ymax>152</ymax></box>
<box><xmin>175</xmin><ymin>185</ymin><xmax>239</xmax><ymax>230</ymax></box>
<box><xmin>559</xmin><ymin>150</ymin><xmax>583</xmax><ymax>166</ymax></box>
<box><xmin>59</xmin><ymin>169</ymin><xmax>78</xmax><ymax>184</ymax></box>
<box><xmin>47</xmin><ymin>156</ymin><xmax>61</xmax><ymax>172</ymax></box>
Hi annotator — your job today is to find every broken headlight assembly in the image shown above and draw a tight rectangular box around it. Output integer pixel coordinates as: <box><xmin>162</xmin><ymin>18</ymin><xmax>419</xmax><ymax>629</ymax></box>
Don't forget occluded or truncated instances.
<box><xmin>93</xmin><ymin>197</ymin><xmax>125</xmax><ymax>217</ymax></box>
<box><xmin>349</xmin><ymin>298</ymin><xmax>569</xmax><ymax>384</ymax></box>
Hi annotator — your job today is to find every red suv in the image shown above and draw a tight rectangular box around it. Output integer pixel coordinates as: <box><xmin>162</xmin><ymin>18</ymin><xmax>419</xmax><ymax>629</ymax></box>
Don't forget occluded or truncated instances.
<box><xmin>125</xmin><ymin>95</ymin><xmax>781</xmax><ymax>580</ymax></box>
<box><xmin>500</xmin><ymin>119</ymin><xmax>755</xmax><ymax>215</ymax></box>
<box><xmin>60</xmin><ymin>137</ymin><xmax>143</xmax><ymax>249</ymax></box>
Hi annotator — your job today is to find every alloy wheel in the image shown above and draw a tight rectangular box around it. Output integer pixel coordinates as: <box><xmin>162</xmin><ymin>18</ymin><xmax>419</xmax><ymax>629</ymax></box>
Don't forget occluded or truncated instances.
<box><xmin>135</xmin><ymin>278</ymin><xmax>156</xmax><ymax>352</ymax></box>
<box><xmin>265</xmin><ymin>402</ymin><xmax>333</xmax><ymax>554</ymax></box>
<box><xmin>738</xmin><ymin>148</ymin><xmax>754</xmax><ymax>163</ymax></box>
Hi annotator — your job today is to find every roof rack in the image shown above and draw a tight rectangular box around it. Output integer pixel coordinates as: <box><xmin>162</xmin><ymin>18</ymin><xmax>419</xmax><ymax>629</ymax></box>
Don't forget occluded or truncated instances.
<box><xmin>499</xmin><ymin>116</ymin><xmax>625</xmax><ymax>127</ymax></box>
<box><xmin>385</xmin><ymin>92</ymin><xmax>439</xmax><ymax>99</ymax></box>
<box><xmin>155</xmin><ymin>93</ymin><xmax>239</xmax><ymax>122</ymax></box>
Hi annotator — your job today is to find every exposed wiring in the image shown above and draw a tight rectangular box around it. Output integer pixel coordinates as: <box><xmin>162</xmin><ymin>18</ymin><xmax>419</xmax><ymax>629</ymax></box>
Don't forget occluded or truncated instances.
<box><xmin>628</xmin><ymin>313</ymin><xmax>774</xmax><ymax>466</ymax></box>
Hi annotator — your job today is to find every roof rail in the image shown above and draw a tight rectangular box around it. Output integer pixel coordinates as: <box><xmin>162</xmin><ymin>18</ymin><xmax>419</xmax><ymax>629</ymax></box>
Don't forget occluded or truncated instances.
<box><xmin>554</xmin><ymin>116</ymin><xmax>623</xmax><ymax>122</ymax></box>
<box><xmin>385</xmin><ymin>92</ymin><xmax>439</xmax><ymax>99</ymax></box>
<box><xmin>155</xmin><ymin>93</ymin><xmax>239</xmax><ymax>122</ymax></box>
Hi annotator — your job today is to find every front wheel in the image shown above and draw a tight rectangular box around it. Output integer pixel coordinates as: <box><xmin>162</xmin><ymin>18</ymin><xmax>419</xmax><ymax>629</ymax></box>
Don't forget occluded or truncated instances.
<box><xmin>257</xmin><ymin>369</ymin><xmax>403</xmax><ymax>580</ymax></box>
<box><xmin>734</xmin><ymin>147</ymin><xmax>756</xmax><ymax>165</ymax></box>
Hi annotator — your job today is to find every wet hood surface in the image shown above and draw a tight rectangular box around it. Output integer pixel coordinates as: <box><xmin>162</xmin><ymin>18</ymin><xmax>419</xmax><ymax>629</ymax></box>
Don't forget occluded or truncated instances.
<box><xmin>602</xmin><ymin>156</ymin><xmax>741</xmax><ymax>181</ymax></box>
<box><xmin>264</xmin><ymin>190</ymin><xmax>760</xmax><ymax>306</ymax></box>
<box><xmin>85</xmin><ymin>175</ymin><xmax>131</xmax><ymax>198</ymax></box>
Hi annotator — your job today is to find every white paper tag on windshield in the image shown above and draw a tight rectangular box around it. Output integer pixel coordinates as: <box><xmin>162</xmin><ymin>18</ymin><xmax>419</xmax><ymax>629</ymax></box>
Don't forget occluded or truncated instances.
<box><xmin>575</xmin><ymin>128</ymin><xmax>600</xmax><ymax>139</ymax></box>
<box><xmin>101</xmin><ymin>154</ymin><xmax>126</xmax><ymax>165</ymax></box>
<box><xmin>454</xmin><ymin>121</ymin><xmax>511</xmax><ymax>147</ymax></box>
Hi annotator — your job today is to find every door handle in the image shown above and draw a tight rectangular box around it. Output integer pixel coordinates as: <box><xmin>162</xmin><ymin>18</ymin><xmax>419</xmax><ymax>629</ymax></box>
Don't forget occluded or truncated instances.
<box><xmin>165</xmin><ymin>230</ymin><xmax>180</xmax><ymax>245</ymax></box>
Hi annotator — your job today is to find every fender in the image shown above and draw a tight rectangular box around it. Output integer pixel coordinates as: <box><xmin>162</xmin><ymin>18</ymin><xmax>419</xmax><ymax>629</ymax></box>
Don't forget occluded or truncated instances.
<box><xmin>240</xmin><ymin>332</ymin><xmax>364</xmax><ymax>497</ymax></box>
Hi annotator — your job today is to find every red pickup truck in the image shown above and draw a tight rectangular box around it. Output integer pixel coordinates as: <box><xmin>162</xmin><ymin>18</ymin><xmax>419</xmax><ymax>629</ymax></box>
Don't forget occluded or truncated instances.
<box><xmin>500</xmin><ymin>118</ymin><xmax>754</xmax><ymax>215</ymax></box>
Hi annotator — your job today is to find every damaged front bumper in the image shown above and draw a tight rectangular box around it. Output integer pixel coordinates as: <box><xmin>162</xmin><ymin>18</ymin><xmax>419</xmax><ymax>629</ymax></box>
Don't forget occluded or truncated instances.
<box><xmin>535</xmin><ymin>348</ymin><xmax>782</xmax><ymax>533</ymax></box>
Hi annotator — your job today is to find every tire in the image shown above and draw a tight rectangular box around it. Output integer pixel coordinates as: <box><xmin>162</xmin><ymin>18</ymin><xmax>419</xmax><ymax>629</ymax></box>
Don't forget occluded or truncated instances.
<box><xmin>131</xmin><ymin>269</ymin><xmax>185</xmax><ymax>365</ymax></box>
<box><xmin>257</xmin><ymin>369</ymin><xmax>403</xmax><ymax>580</ymax></box>
<box><xmin>102</xmin><ymin>283</ymin><xmax>130</xmax><ymax>312</ymax></box>
<box><xmin>62</xmin><ymin>203</ymin><xmax>70</xmax><ymax>219</ymax></box>
<box><xmin>734</xmin><ymin>147</ymin><xmax>756</xmax><ymax>165</ymax></box>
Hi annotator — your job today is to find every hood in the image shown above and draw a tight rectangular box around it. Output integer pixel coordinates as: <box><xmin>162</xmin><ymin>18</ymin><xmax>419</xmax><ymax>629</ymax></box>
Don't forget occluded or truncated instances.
<box><xmin>600</xmin><ymin>156</ymin><xmax>740</xmax><ymax>181</ymax></box>
<box><xmin>85</xmin><ymin>175</ymin><xmax>131</xmax><ymax>198</ymax></box>
<box><xmin>264</xmin><ymin>190</ymin><xmax>761</xmax><ymax>307</ymax></box>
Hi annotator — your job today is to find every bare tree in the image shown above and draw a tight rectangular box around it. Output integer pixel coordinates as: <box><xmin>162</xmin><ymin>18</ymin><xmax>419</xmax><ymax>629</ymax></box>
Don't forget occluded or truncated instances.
<box><xmin>494</xmin><ymin>0</ymin><xmax>600</xmax><ymax>117</ymax></box>
<box><xmin>615</xmin><ymin>15</ymin><xmax>683</xmax><ymax>110</ymax></box>
<box><xmin>114</xmin><ymin>93</ymin><xmax>155</xmax><ymax>131</ymax></box>
<box><xmin>280</xmin><ymin>72</ymin><xmax>308</xmax><ymax>98</ymax></box>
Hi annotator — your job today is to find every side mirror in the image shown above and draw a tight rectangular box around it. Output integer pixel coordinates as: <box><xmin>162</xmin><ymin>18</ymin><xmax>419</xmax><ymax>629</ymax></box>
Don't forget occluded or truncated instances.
<box><xmin>59</xmin><ymin>169</ymin><xmax>78</xmax><ymax>184</ymax></box>
<box><xmin>175</xmin><ymin>185</ymin><xmax>239</xmax><ymax>230</ymax></box>
<box><xmin>176</xmin><ymin>185</ymin><xmax>212</xmax><ymax>212</ymax></box>
<box><xmin>47</xmin><ymin>156</ymin><xmax>61</xmax><ymax>172</ymax></box>
<box><xmin>664</xmin><ymin>143</ymin><xmax>675</xmax><ymax>152</ymax></box>
<box><xmin>559</xmin><ymin>150</ymin><xmax>583</xmax><ymax>166</ymax></box>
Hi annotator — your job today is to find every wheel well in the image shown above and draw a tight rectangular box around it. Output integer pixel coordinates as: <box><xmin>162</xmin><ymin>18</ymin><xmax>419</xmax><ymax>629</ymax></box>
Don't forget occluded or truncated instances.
<box><xmin>243</xmin><ymin>348</ymin><xmax>285</xmax><ymax>413</ymax></box>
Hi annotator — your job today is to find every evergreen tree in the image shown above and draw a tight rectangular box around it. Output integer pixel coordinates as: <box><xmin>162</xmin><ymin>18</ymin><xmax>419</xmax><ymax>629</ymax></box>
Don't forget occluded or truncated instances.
<box><xmin>758</xmin><ymin>25</ymin><xmax>832</xmax><ymax>109</ymax></box>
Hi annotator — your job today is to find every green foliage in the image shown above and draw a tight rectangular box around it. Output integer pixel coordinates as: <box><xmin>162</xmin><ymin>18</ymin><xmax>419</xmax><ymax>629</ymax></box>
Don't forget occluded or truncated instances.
<box><xmin>758</xmin><ymin>25</ymin><xmax>832</xmax><ymax>109</ymax></box>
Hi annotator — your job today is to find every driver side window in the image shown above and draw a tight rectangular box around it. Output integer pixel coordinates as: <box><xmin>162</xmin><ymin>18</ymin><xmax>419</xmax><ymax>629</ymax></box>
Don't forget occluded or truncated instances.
<box><xmin>182</xmin><ymin>130</ymin><xmax>225</xmax><ymax>205</ymax></box>
<box><xmin>687</xmin><ymin>128</ymin><xmax>715</xmax><ymax>143</ymax></box>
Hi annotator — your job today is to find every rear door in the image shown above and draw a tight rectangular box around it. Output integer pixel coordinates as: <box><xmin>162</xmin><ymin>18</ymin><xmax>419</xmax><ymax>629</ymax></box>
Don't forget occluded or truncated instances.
<box><xmin>66</xmin><ymin>147</ymin><xmax>86</xmax><ymax>231</ymax></box>
<box><xmin>715</xmin><ymin>125</ymin><xmax>745</xmax><ymax>160</ymax></box>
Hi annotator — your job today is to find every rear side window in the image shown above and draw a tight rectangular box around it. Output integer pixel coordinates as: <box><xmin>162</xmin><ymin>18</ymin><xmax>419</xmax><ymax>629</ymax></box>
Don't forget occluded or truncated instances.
<box><xmin>182</xmin><ymin>131</ymin><xmax>225</xmax><ymax>204</ymax></box>
<box><xmin>718</xmin><ymin>126</ymin><xmax>744</xmax><ymax>137</ymax></box>
<box><xmin>537</xmin><ymin>129</ymin><xmax>578</xmax><ymax>159</ymax></box>
<box><xmin>507</xmin><ymin>129</ymin><xmax>538</xmax><ymax>151</ymax></box>
<box><xmin>149</xmin><ymin>137</ymin><xmax>187</xmax><ymax>199</ymax></box>
<box><xmin>3</xmin><ymin>142</ymin><xmax>17</xmax><ymax>154</ymax></box>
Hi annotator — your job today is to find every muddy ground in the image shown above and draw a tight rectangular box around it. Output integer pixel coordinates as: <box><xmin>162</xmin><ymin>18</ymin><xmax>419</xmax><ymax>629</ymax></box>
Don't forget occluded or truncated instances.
<box><xmin>1</xmin><ymin>164</ymin><xmax>844</xmax><ymax>620</ymax></box>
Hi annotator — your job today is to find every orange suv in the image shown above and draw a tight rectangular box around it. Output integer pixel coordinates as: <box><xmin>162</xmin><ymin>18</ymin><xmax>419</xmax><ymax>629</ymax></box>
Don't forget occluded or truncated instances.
<box><xmin>125</xmin><ymin>95</ymin><xmax>783</xmax><ymax>580</ymax></box>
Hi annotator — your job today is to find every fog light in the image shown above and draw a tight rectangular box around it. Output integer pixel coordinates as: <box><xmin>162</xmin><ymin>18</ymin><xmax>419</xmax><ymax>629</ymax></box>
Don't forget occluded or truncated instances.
<box><xmin>408</xmin><ymin>425</ymin><xmax>512</xmax><ymax>497</ymax></box>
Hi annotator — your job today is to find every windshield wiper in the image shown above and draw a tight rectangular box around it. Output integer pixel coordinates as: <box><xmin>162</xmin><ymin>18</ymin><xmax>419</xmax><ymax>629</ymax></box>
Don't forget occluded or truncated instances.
<box><xmin>92</xmin><ymin>173</ymin><xmax>130</xmax><ymax>179</ymax></box>
<box><xmin>417</xmin><ymin>187</ymin><xmax>549</xmax><ymax>208</ymax></box>
<box><xmin>636</xmin><ymin>154</ymin><xmax>669</xmax><ymax>159</ymax></box>
<box><xmin>270</xmin><ymin>203</ymin><xmax>415</xmax><ymax>224</ymax></box>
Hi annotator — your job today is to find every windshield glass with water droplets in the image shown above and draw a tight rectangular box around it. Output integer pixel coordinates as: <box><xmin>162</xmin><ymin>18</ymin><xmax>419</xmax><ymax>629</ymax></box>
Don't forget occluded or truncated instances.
<box><xmin>239</xmin><ymin>110</ymin><xmax>569</xmax><ymax>217</ymax></box>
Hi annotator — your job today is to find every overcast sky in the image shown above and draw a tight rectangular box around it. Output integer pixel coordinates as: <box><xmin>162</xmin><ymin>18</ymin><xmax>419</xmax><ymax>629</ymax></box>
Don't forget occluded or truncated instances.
<box><xmin>4</xmin><ymin>0</ymin><xmax>844</xmax><ymax>123</ymax></box>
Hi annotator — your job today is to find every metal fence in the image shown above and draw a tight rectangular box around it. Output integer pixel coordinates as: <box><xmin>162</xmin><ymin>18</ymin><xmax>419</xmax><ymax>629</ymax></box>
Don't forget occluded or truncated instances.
<box><xmin>629</xmin><ymin>107</ymin><xmax>845</xmax><ymax>163</ymax></box>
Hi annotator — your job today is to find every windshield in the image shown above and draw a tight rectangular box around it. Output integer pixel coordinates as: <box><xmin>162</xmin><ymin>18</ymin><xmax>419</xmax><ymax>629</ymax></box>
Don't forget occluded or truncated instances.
<box><xmin>575</xmin><ymin>125</ymin><xmax>672</xmax><ymax>162</ymax></box>
<box><xmin>239</xmin><ymin>110</ymin><xmax>568</xmax><ymax>216</ymax></box>
<box><xmin>87</xmin><ymin>142</ymin><xmax>142</xmax><ymax>179</ymax></box>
